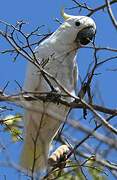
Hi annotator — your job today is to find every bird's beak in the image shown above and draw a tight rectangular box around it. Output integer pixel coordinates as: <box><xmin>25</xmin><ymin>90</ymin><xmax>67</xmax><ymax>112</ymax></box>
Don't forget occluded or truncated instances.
<box><xmin>75</xmin><ymin>26</ymin><xmax>96</xmax><ymax>45</ymax></box>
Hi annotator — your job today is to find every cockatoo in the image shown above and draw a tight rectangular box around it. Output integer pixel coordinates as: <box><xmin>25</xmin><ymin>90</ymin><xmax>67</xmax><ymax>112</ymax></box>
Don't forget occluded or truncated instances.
<box><xmin>21</xmin><ymin>10</ymin><xmax>96</xmax><ymax>173</ymax></box>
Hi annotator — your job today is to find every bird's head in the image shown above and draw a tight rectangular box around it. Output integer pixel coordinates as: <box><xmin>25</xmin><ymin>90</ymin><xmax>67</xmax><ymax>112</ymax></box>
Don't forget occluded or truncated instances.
<box><xmin>54</xmin><ymin>9</ymin><xmax>96</xmax><ymax>48</ymax></box>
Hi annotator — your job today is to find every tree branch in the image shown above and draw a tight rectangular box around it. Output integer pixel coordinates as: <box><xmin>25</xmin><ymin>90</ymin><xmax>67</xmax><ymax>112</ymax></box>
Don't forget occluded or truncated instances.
<box><xmin>105</xmin><ymin>0</ymin><xmax>117</xmax><ymax>30</ymax></box>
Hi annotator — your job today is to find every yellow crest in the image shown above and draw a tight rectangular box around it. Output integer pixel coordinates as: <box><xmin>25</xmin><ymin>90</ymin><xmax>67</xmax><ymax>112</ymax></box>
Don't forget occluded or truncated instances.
<box><xmin>61</xmin><ymin>9</ymin><xmax>72</xmax><ymax>20</ymax></box>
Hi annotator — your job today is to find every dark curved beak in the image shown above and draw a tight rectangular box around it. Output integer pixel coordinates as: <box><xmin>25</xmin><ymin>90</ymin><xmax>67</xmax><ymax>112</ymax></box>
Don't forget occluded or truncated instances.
<box><xmin>76</xmin><ymin>26</ymin><xmax>96</xmax><ymax>45</ymax></box>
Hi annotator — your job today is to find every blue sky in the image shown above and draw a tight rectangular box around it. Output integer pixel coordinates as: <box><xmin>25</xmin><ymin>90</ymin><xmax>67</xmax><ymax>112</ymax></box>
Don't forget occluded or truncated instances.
<box><xmin>0</xmin><ymin>0</ymin><xmax>116</xmax><ymax>179</ymax></box>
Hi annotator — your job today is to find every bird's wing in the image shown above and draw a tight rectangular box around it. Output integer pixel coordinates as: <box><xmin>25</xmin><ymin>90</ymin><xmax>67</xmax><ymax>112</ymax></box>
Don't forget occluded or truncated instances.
<box><xmin>21</xmin><ymin>43</ymin><xmax>71</xmax><ymax>172</ymax></box>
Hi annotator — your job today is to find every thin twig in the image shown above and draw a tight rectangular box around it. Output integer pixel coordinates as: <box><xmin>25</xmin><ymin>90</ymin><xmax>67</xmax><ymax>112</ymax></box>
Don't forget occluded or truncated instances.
<box><xmin>105</xmin><ymin>0</ymin><xmax>117</xmax><ymax>30</ymax></box>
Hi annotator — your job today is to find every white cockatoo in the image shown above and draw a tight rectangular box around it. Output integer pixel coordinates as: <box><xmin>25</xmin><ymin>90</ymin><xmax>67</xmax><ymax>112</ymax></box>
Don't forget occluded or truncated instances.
<box><xmin>21</xmin><ymin>10</ymin><xmax>96</xmax><ymax>173</ymax></box>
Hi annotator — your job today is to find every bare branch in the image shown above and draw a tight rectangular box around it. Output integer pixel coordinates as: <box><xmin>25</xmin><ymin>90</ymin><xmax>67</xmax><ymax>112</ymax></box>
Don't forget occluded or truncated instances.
<box><xmin>105</xmin><ymin>0</ymin><xmax>117</xmax><ymax>30</ymax></box>
<box><xmin>70</xmin><ymin>0</ymin><xmax>117</xmax><ymax>16</ymax></box>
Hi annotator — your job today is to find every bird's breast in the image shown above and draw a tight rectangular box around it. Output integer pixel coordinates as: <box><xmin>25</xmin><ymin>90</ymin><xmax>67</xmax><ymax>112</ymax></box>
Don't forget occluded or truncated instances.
<box><xmin>40</xmin><ymin>51</ymin><xmax>76</xmax><ymax>94</ymax></box>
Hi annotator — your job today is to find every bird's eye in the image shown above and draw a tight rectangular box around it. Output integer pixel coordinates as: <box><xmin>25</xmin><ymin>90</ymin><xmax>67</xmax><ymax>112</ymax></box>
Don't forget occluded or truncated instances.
<box><xmin>75</xmin><ymin>21</ymin><xmax>80</xmax><ymax>27</ymax></box>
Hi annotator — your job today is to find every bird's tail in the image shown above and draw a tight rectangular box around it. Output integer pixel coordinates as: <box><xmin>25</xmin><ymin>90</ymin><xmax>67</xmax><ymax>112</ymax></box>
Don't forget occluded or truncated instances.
<box><xmin>20</xmin><ymin>103</ymin><xmax>68</xmax><ymax>173</ymax></box>
<box><xmin>20</xmin><ymin>111</ymin><xmax>50</xmax><ymax>173</ymax></box>
<box><xmin>20</xmin><ymin>139</ymin><xmax>49</xmax><ymax>173</ymax></box>
<box><xmin>20</xmin><ymin>108</ymin><xmax>61</xmax><ymax>173</ymax></box>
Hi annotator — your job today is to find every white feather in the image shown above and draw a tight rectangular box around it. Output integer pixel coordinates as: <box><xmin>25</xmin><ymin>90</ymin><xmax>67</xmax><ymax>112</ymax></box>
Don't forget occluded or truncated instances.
<box><xmin>20</xmin><ymin>14</ymin><xmax>96</xmax><ymax>173</ymax></box>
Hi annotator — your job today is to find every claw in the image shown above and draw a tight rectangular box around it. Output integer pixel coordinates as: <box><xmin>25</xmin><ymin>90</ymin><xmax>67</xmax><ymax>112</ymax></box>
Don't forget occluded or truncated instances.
<box><xmin>48</xmin><ymin>145</ymin><xmax>70</xmax><ymax>167</ymax></box>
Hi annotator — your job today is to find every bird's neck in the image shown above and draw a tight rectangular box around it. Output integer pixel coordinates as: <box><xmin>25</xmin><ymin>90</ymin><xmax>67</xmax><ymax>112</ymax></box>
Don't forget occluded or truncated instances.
<box><xmin>47</xmin><ymin>28</ymin><xmax>78</xmax><ymax>54</ymax></box>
